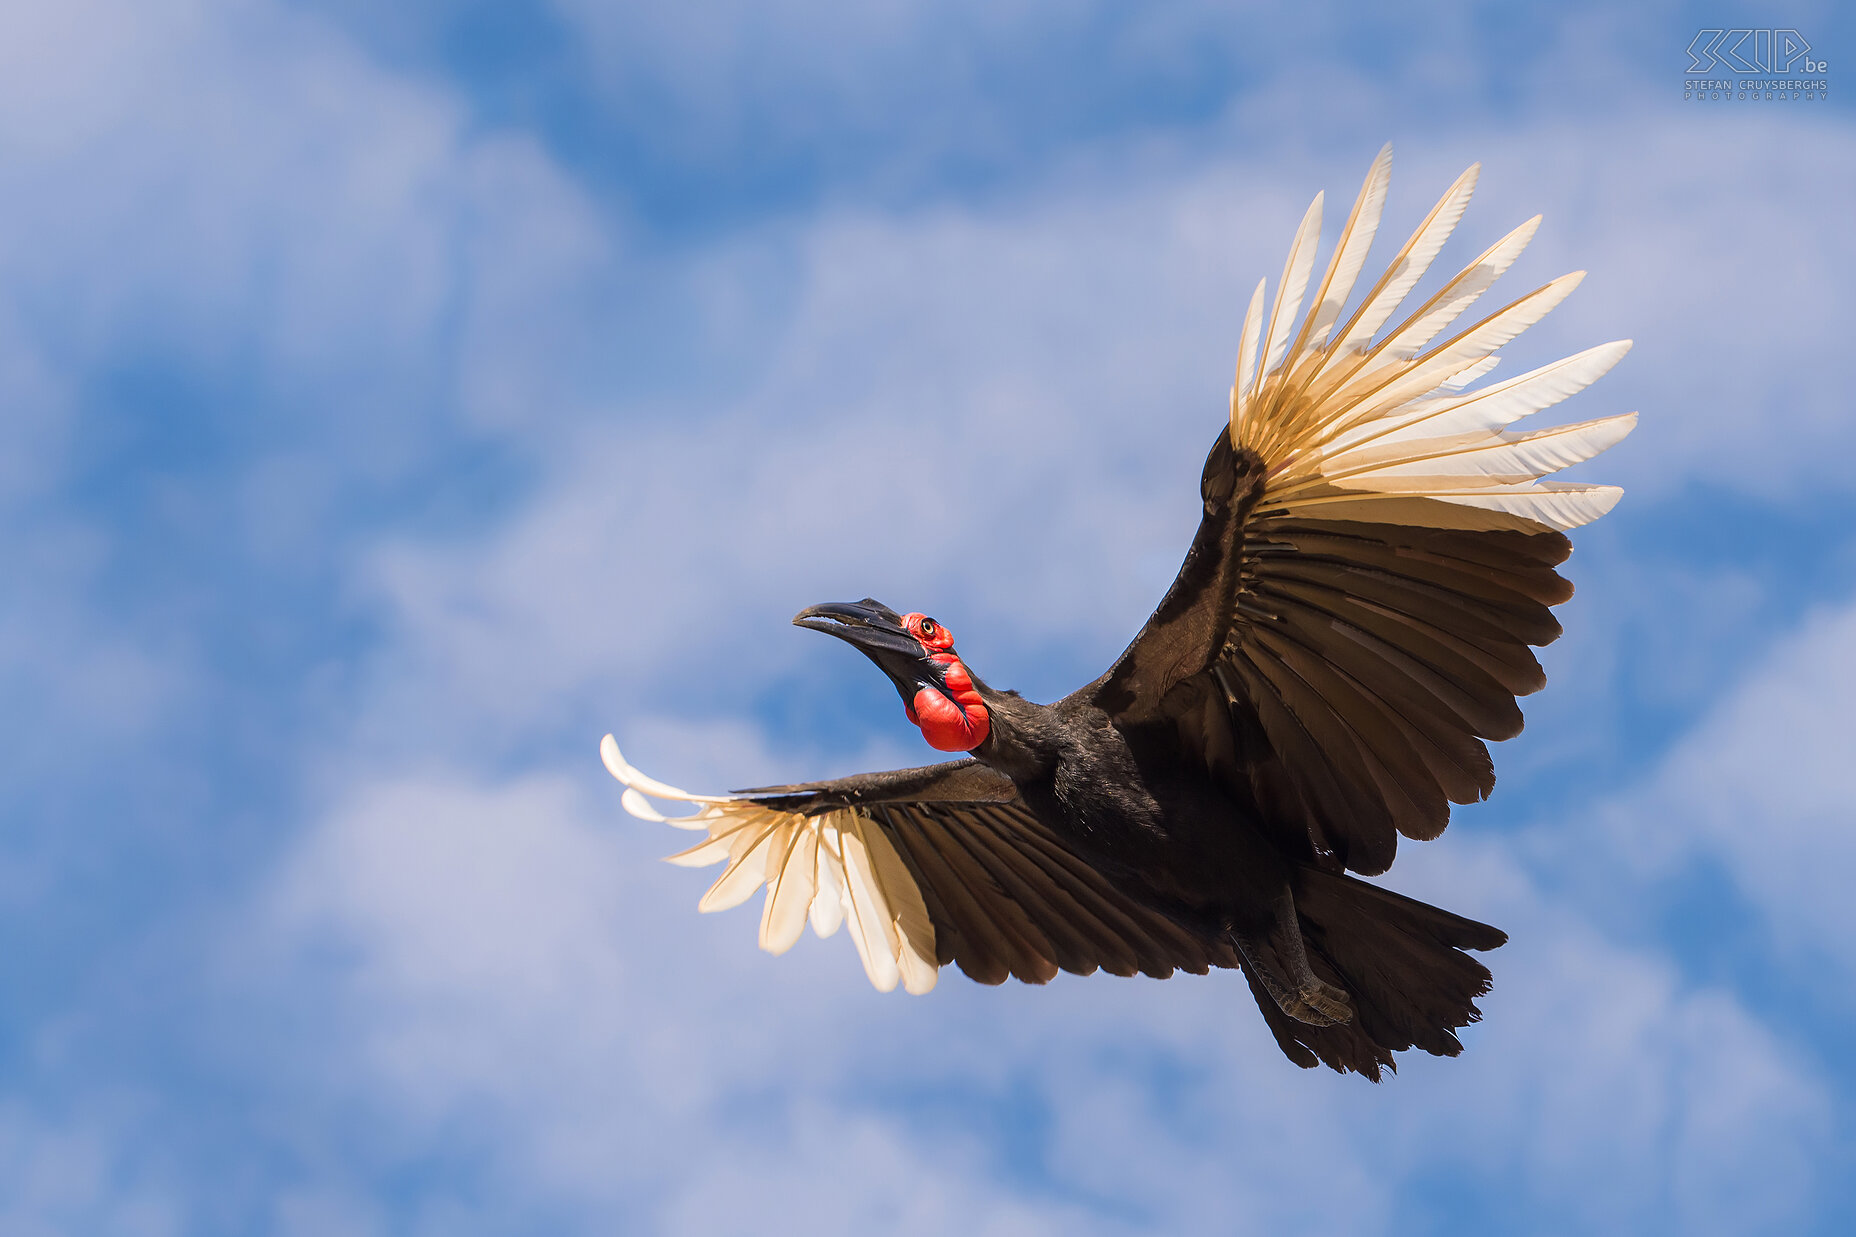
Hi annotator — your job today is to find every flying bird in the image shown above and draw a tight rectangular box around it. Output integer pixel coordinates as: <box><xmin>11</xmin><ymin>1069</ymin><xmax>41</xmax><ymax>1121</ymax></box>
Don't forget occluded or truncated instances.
<box><xmin>603</xmin><ymin>147</ymin><xmax>1634</xmax><ymax>1079</ymax></box>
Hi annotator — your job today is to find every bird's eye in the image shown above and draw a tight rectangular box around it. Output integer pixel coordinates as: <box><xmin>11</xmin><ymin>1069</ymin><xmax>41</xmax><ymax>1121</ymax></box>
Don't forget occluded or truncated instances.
<box><xmin>920</xmin><ymin>619</ymin><xmax>937</xmax><ymax>638</ymax></box>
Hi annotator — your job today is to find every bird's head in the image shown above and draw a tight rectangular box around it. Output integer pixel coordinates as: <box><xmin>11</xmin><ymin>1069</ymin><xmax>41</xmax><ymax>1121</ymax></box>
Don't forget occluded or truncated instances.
<box><xmin>793</xmin><ymin>599</ymin><xmax>991</xmax><ymax>752</ymax></box>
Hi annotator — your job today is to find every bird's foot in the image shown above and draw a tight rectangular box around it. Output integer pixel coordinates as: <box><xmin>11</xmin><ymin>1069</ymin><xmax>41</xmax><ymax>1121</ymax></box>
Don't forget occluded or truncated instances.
<box><xmin>1279</xmin><ymin>977</ymin><xmax>1353</xmax><ymax>1027</ymax></box>
<box><xmin>1232</xmin><ymin>930</ymin><xmax>1355</xmax><ymax>1027</ymax></box>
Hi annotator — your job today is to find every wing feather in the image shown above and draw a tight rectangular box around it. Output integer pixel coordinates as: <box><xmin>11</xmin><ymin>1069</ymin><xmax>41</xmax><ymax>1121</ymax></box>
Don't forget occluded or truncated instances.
<box><xmin>1231</xmin><ymin>277</ymin><xmax>1268</xmax><ymax>436</ymax></box>
<box><xmin>760</xmin><ymin>817</ymin><xmax>819</xmax><ymax>955</ymax></box>
<box><xmin>1096</xmin><ymin>149</ymin><xmax>1631</xmax><ymax>875</ymax></box>
<box><xmin>603</xmin><ymin>739</ymin><xmax>1229</xmax><ymax>993</ymax></box>
<box><xmin>880</xmin><ymin>806</ymin><xmax>1006</xmax><ymax>976</ymax></box>
<box><xmin>980</xmin><ymin>805</ymin><xmax>1235</xmax><ymax>975</ymax></box>
<box><xmin>1251</xmin><ymin>620</ymin><xmax>1441</xmax><ymax>841</ymax></box>
<box><xmin>899</xmin><ymin>807</ymin><xmax>1096</xmax><ymax>976</ymax></box>
<box><xmin>1322</xmin><ymin>163</ymin><xmax>1479</xmax><ymax>373</ymax></box>
<box><xmin>1261</xmin><ymin>192</ymin><xmax>1324</xmax><ymax>383</ymax></box>
<box><xmin>1369</xmin><ymin>215</ymin><xmax>1540</xmax><ymax>364</ymax></box>
<box><xmin>1295</xmin><ymin>143</ymin><xmax>1392</xmax><ymax>356</ymax></box>
<box><xmin>698</xmin><ymin>817</ymin><xmax>791</xmax><ymax>913</ymax></box>
<box><xmin>889</xmin><ymin>804</ymin><xmax>1058</xmax><ymax>984</ymax></box>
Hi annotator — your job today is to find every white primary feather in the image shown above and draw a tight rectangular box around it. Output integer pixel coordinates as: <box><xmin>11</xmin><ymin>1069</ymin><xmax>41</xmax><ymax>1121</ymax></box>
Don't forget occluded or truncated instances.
<box><xmin>1268</xmin><ymin>272</ymin><xmax>1592</xmax><ymax>494</ymax></box>
<box><xmin>601</xmin><ymin>734</ymin><xmax>731</xmax><ymax>807</ymax></box>
<box><xmin>837</xmin><ymin>817</ymin><xmax>904</xmax><ymax>992</ymax></box>
<box><xmin>1324</xmin><ymin>413</ymin><xmax>1638</xmax><ymax>489</ymax></box>
<box><xmin>1261</xmin><ymin>193</ymin><xmax>1323</xmax><ymax>382</ymax></box>
<box><xmin>760</xmin><ymin>821</ymin><xmax>819</xmax><ymax>955</ymax></box>
<box><xmin>1323</xmin><ymin>162</ymin><xmax>1479</xmax><ymax>367</ymax></box>
<box><xmin>601</xmin><ymin>736</ymin><xmax>937</xmax><ymax>993</ymax></box>
<box><xmin>1297</xmin><ymin>144</ymin><xmax>1392</xmax><ymax>354</ymax></box>
<box><xmin>1370</xmin><ymin>215</ymin><xmax>1540</xmax><ymax>363</ymax></box>
<box><xmin>619</xmin><ymin>786</ymin><xmax>672</xmax><ymax>823</ymax></box>
<box><xmin>1435</xmin><ymin>356</ymin><xmax>1501</xmax><ymax>393</ymax></box>
<box><xmin>855</xmin><ymin>816</ymin><xmax>939</xmax><ymax>995</ymax></box>
<box><xmin>1320</xmin><ymin>340</ymin><xmax>1629</xmax><ymax>459</ymax></box>
<box><xmin>1281</xmin><ymin>482</ymin><xmax>1624</xmax><ymax>532</ymax></box>
<box><xmin>1396</xmin><ymin>481</ymin><xmax>1626</xmax><ymax>529</ymax></box>
<box><xmin>1320</xmin><ymin>271</ymin><xmax>1587</xmax><ymax>444</ymax></box>
<box><xmin>1227</xmin><ymin>149</ymin><xmax>1632</xmax><ymax>531</ymax></box>
<box><xmin>662</xmin><ymin>817</ymin><xmax>758</xmax><ymax>867</ymax></box>
<box><xmin>809</xmin><ymin>838</ymin><xmax>847</xmax><ymax>939</ymax></box>
<box><xmin>1230</xmin><ymin>277</ymin><xmax>1268</xmax><ymax>438</ymax></box>
<box><xmin>697</xmin><ymin>818</ymin><xmax>787</xmax><ymax>912</ymax></box>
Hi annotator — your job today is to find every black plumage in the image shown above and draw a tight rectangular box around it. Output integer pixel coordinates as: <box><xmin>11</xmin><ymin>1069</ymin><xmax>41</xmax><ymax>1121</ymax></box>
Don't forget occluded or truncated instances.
<box><xmin>605</xmin><ymin>148</ymin><xmax>1634</xmax><ymax>1079</ymax></box>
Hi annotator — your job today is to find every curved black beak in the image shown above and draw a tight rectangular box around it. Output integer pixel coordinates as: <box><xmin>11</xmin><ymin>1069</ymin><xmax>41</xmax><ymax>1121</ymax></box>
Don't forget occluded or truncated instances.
<box><xmin>794</xmin><ymin>598</ymin><xmax>952</xmax><ymax>708</ymax></box>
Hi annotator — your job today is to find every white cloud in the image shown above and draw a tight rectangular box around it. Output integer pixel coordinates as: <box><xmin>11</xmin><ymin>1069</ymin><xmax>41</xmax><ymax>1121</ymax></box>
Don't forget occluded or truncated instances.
<box><xmin>1408</xmin><ymin>845</ymin><xmax>1827</xmax><ymax>1235</ymax></box>
<box><xmin>0</xmin><ymin>0</ymin><xmax>619</xmax><ymax>787</ymax></box>
<box><xmin>265</xmin><ymin>739</ymin><xmax>1832</xmax><ymax>1235</ymax></box>
<box><xmin>348</xmin><ymin>113</ymin><xmax>1856</xmax><ymax>774</ymax></box>
<box><xmin>0</xmin><ymin>1103</ymin><xmax>180</xmax><ymax>1237</ymax></box>
<box><xmin>1581</xmin><ymin>594</ymin><xmax>1856</xmax><ymax>976</ymax></box>
<box><xmin>0</xmin><ymin>0</ymin><xmax>615</xmax><ymax>489</ymax></box>
<box><xmin>265</xmin><ymin>764</ymin><xmax>1095</xmax><ymax>1230</ymax></box>
<box><xmin>1470</xmin><ymin>116</ymin><xmax>1856</xmax><ymax>503</ymax></box>
<box><xmin>0</xmin><ymin>4</ymin><xmax>632</xmax><ymax>1226</ymax></box>
<box><xmin>6</xmin><ymin>1</ymin><xmax>1853</xmax><ymax>1231</ymax></box>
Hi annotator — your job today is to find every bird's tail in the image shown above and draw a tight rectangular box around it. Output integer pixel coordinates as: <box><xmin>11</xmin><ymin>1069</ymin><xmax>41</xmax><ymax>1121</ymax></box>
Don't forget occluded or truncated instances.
<box><xmin>1244</xmin><ymin>867</ymin><xmax>1507</xmax><ymax>1081</ymax></box>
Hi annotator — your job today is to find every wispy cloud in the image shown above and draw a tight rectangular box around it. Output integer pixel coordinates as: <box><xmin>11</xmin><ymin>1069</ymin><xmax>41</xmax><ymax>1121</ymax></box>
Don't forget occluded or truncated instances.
<box><xmin>3</xmin><ymin>0</ymin><xmax>1854</xmax><ymax>1233</ymax></box>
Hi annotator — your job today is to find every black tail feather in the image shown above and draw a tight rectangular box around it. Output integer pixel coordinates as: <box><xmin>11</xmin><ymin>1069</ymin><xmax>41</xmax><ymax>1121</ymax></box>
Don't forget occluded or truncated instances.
<box><xmin>1245</xmin><ymin>868</ymin><xmax>1506</xmax><ymax>1080</ymax></box>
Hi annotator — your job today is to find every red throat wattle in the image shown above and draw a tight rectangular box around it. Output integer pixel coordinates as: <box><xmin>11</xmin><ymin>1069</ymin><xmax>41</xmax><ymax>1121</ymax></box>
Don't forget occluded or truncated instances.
<box><xmin>899</xmin><ymin>614</ymin><xmax>990</xmax><ymax>752</ymax></box>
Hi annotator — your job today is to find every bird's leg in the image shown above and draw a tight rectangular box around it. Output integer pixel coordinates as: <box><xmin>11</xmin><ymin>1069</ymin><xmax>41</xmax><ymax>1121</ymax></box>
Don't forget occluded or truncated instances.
<box><xmin>1231</xmin><ymin>888</ymin><xmax>1353</xmax><ymax>1027</ymax></box>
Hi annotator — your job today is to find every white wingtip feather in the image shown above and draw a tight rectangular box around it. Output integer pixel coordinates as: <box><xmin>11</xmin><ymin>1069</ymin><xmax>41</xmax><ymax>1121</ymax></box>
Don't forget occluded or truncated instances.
<box><xmin>1327</xmin><ymin>162</ymin><xmax>1479</xmax><ymax>363</ymax></box>
<box><xmin>600</xmin><ymin>734</ymin><xmax>731</xmax><ymax>805</ymax></box>
<box><xmin>1231</xmin><ymin>277</ymin><xmax>1268</xmax><ymax>439</ymax></box>
<box><xmin>1300</xmin><ymin>144</ymin><xmax>1392</xmax><ymax>353</ymax></box>
<box><xmin>602</xmin><ymin>737</ymin><xmax>937</xmax><ymax>993</ymax></box>
<box><xmin>1231</xmin><ymin>153</ymin><xmax>1630</xmax><ymax>536</ymax></box>
<box><xmin>1371</xmin><ymin>214</ymin><xmax>1541</xmax><ymax>363</ymax></box>
<box><xmin>620</xmin><ymin>787</ymin><xmax>671</xmax><ymax>822</ymax></box>
<box><xmin>599</xmin><ymin>733</ymin><xmax>627</xmax><ymax>781</ymax></box>
<box><xmin>1262</xmin><ymin>192</ymin><xmax>1323</xmax><ymax>379</ymax></box>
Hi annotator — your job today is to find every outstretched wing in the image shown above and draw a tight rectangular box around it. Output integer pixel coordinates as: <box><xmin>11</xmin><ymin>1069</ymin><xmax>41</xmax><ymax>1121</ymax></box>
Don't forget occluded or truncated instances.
<box><xmin>601</xmin><ymin>736</ymin><xmax>1237</xmax><ymax>994</ymax></box>
<box><xmin>1093</xmin><ymin>146</ymin><xmax>1634</xmax><ymax>876</ymax></box>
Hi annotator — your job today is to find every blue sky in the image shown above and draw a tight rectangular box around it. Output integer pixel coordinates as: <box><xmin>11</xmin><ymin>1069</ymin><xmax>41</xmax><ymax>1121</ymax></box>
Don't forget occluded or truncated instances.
<box><xmin>3</xmin><ymin>1</ymin><xmax>1854</xmax><ymax>1233</ymax></box>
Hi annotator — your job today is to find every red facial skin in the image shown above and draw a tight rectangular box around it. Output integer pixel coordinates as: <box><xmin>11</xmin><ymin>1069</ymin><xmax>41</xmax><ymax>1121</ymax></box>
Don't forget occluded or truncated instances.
<box><xmin>898</xmin><ymin>612</ymin><xmax>991</xmax><ymax>752</ymax></box>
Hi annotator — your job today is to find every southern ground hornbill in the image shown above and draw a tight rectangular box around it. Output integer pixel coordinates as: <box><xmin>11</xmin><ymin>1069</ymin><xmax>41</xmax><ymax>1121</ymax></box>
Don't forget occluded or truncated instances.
<box><xmin>604</xmin><ymin>147</ymin><xmax>1634</xmax><ymax>1079</ymax></box>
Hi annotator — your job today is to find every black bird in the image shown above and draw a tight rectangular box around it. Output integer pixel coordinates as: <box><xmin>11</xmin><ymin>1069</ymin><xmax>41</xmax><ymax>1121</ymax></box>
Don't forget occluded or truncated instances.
<box><xmin>604</xmin><ymin>148</ymin><xmax>1634</xmax><ymax>1079</ymax></box>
